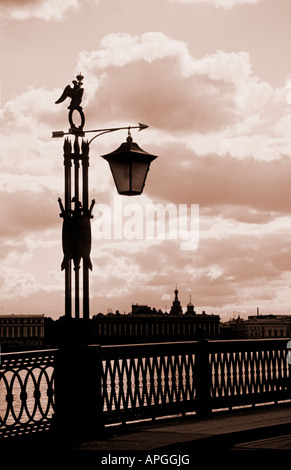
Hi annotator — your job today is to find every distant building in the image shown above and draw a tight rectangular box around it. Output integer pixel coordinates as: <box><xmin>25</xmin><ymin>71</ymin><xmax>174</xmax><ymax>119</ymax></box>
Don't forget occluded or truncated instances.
<box><xmin>91</xmin><ymin>313</ymin><xmax>220</xmax><ymax>344</ymax></box>
<box><xmin>0</xmin><ymin>314</ymin><xmax>45</xmax><ymax>351</ymax></box>
<box><xmin>131</xmin><ymin>304</ymin><xmax>152</xmax><ymax>315</ymax></box>
<box><xmin>186</xmin><ymin>295</ymin><xmax>195</xmax><ymax>315</ymax></box>
<box><xmin>91</xmin><ymin>287</ymin><xmax>220</xmax><ymax>344</ymax></box>
<box><xmin>223</xmin><ymin>314</ymin><xmax>291</xmax><ymax>339</ymax></box>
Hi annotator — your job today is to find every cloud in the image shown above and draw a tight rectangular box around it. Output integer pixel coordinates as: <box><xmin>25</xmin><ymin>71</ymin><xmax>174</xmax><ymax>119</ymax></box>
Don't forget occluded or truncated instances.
<box><xmin>145</xmin><ymin>141</ymin><xmax>291</xmax><ymax>216</ymax></box>
<box><xmin>190</xmin><ymin>231</ymin><xmax>291</xmax><ymax>310</ymax></box>
<box><xmin>88</xmin><ymin>221</ymin><xmax>291</xmax><ymax>314</ymax></box>
<box><xmin>0</xmin><ymin>268</ymin><xmax>38</xmax><ymax>299</ymax></box>
<box><xmin>0</xmin><ymin>0</ymin><xmax>80</xmax><ymax>21</ymax></box>
<box><xmin>77</xmin><ymin>32</ymin><xmax>279</xmax><ymax>142</ymax></box>
<box><xmin>0</xmin><ymin>190</ymin><xmax>59</xmax><ymax>240</ymax></box>
<box><xmin>0</xmin><ymin>86</ymin><xmax>64</xmax><ymax>180</ymax></box>
<box><xmin>0</xmin><ymin>86</ymin><xmax>65</xmax><ymax>242</ymax></box>
<box><xmin>79</xmin><ymin>32</ymin><xmax>191</xmax><ymax>70</ymax></box>
<box><xmin>78</xmin><ymin>33</ymin><xmax>237</xmax><ymax>132</ymax></box>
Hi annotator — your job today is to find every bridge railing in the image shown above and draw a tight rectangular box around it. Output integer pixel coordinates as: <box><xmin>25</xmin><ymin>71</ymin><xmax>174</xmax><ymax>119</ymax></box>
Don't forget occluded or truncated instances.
<box><xmin>208</xmin><ymin>339</ymin><xmax>290</xmax><ymax>410</ymax></box>
<box><xmin>0</xmin><ymin>349</ymin><xmax>57</xmax><ymax>438</ymax></box>
<box><xmin>0</xmin><ymin>339</ymin><xmax>290</xmax><ymax>439</ymax></box>
<box><xmin>100</xmin><ymin>338</ymin><xmax>291</xmax><ymax>424</ymax></box>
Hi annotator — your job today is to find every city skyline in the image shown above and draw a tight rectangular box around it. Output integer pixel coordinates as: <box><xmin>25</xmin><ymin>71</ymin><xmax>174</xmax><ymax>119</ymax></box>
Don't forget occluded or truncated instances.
<box><xmin>1</xmin><ymin>0</ymin><xmax>291</xmax><ymax>321</ymax></box>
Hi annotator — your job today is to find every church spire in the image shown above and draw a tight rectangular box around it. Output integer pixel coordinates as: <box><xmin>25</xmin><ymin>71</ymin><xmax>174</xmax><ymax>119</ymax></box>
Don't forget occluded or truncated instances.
<box><xmin>170</xmin><ymin>285</ymin><xmax>183</xmax><ymax>315</ymax></box>
<box><xmin>174</xmin><ymin>284</ymin><xmax>179</xmax><ymax>301</ymax></box>
<box><xmin>186</xmin><ymin>294</ymin><xmax>195</xmax><ymax>315</ymax></box>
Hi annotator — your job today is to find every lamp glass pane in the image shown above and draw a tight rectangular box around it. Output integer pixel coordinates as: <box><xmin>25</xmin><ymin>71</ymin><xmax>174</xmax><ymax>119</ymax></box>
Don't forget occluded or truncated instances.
<box><xmin>131</xmin><ymin>161</ymin><xmax>150</xmax><ymax>193</ymax></box>
<box><xmin>109</xmin><ymin>160</ymin><xmax>130</xmax><ymax>194</ymax></box>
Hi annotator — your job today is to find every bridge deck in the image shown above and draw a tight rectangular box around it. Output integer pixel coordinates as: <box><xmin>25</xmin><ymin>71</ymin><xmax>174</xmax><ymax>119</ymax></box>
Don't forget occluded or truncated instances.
<box><xmin>77</xmin><ymin>403</ymin><xmax>291</xmax><ymax>452</ymax></box>
<box><xmin>2</xmin><ymin>403</ymin><xmax>290</xmax><ymax>462</ymax></box>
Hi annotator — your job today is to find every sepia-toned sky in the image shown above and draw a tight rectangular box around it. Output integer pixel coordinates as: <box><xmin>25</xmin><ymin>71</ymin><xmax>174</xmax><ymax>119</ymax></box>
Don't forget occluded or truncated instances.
<box><xmin>1</xmin><ymin>0</ymin><xmax>291</xmax><ymax>320</ymax></box>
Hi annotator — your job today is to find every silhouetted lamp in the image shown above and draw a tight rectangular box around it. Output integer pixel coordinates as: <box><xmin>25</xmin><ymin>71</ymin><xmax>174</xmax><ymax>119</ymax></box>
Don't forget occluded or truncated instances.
<box><xmin>101</xmin><ymin>132</ymin><xmax>158</xmax><ymax>196</ymax></box>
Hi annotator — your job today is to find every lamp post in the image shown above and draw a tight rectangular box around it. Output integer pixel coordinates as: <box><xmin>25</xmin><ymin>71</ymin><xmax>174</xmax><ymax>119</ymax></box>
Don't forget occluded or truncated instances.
<box><xmin>52</xmin><ymin>74</ymin><xmax>158</xmax><ymax>321</ymax></box>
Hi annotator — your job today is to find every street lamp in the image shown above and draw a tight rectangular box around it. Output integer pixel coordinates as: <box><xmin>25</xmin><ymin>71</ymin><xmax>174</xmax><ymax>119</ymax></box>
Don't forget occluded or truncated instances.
<box><xmin>52</xmin><ymin>73</ymin><xmax>158</xmax><ymax>321</ymax></box>
<box><xmin>101</xmin><ymin>131</ymin><xmax>157</xmax><ymax>196</ymax></box>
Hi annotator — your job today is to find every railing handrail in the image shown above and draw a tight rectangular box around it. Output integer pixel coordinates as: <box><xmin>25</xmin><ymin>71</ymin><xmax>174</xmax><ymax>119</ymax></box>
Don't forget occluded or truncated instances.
<box><xmin>100</xmin><ymin>340</ymin><xmax>200</xmax><ymax>356</ymax></box>
<box><xmin>100</xmin><ymin>337</ymin><xmax>290</xmax><ymax>355</ymax></box>
<box><xmin>0</xmin><ymin>348</ymin><xmax>59</xmax><ymax>358</ymax></box>
<box><xmin>100</xmin><ymin>337</ymin><xmax>290</xmax><ymax>348</ymax></box>
<box><xmin>2</xmin><ymin>338</ymin><xmax>288</xmax><ymax>356</ymax></box>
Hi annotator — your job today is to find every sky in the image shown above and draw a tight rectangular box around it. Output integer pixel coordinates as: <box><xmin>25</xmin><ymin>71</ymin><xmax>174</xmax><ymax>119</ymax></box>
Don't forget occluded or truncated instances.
<box><xmin>0</xmin><ymin>0</ymin><xmax>291</xmax><ymax>321</ymax></box>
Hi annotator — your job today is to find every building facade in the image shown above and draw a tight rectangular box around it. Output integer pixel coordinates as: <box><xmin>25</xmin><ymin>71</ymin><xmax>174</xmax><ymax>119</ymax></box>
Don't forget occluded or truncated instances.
<box><xmin>91</xmin><ymin>313</ymin><xmax>220</xmax><ymax>344</ymax></box>
<box><xmin>91</xmin><ymin>288</ymin><xmax>220</xmax><ymax>344</ymax></box>
<box><xmin>0</xmin><ymin>314</ymin><xmax>45</xmax><ymax>351</ymax></box>
<box><xmin>223</xmin><ymin>314</ymin><xmax>291</xmax><ymax>339</ymax></box>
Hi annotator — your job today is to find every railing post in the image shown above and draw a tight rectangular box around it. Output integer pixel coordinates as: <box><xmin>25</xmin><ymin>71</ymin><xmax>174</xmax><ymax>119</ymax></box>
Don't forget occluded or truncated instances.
<box><xmin>195</xmin><ymin>339</ymin><xmax>211</xmax><ymax>417</ymax></box>
<box><xmin>54</xmin><ymin>344</ymin><xmax>104</xmax><ymax>437</ymax></box>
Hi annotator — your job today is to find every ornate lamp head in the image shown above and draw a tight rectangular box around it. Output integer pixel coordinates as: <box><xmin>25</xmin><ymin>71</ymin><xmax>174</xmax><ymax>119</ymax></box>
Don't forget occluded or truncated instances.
<box><xmin>101</xmin><ymin>131</ymin><xmax>158</xmax><ymax>196</ymax></box>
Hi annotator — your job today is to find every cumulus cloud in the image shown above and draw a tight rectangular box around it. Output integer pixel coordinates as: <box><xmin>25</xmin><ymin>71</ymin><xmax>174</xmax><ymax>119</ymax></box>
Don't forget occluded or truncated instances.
<box><xmin>0</xmin><ymin>0</ymin><xmax>80</xmax><ymax>21</ymax></box>
<box><xmin>0</xmin><ymin>85</ymin><xmax>65</xmax><ymax>246</ymax></box>
<box><xmin>77</xmin><ymin>32</ymin><xmax>280</xmax><ymax>142</ymax></box>
<box><xmin>188</xmin><ymin>231</ymin><xmax>291</xmax><ymax>311</ymax></box>
<box><xmin>88</xmin><ymin>223</ymin><xmax>291</xmax><ymax>314</ymax></box>
<box><xmin>147</xmin><ymin>142</ymin><xmax>291</xmax><ymax>215</ymax></box>
<box><xmin>0</xmin><ymin>190</ymin><xmax>59</xmax><ymax>239</ymax></box>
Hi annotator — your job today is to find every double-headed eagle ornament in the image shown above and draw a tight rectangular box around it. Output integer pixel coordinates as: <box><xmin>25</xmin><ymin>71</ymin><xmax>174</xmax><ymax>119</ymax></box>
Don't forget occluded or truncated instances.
<box><xmin>55</xmin><ymin>73</ymin><xmax>85</xmax><ymax>131</ymax></box>
<box><xmin>55</xmin><ymin>72</ymin><xmax>84</xmax><ymax>110</ymax></box>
